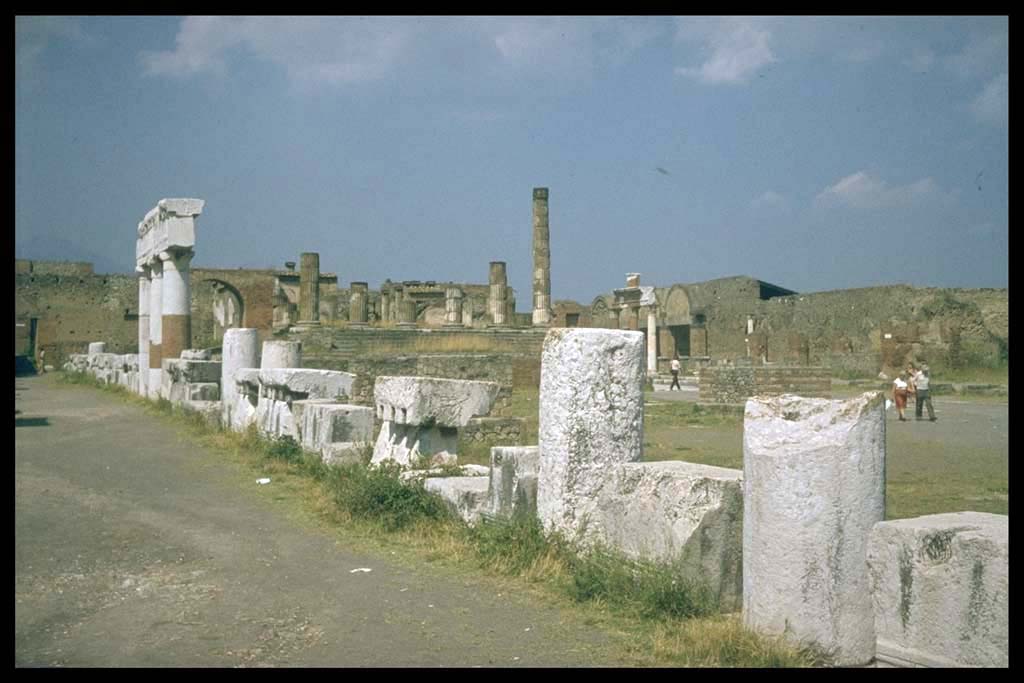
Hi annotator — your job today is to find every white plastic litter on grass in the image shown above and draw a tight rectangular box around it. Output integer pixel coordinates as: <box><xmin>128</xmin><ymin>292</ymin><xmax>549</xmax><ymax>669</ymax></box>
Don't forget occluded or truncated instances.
<box><xmin>349</xmin><ymin>568</ymin><xmax>372</xmax><ymax>573</ymax></box>
<box><xmin>256</xmin><ymin>478</ymin><xmax>271</xmax><ymax>485</ymax></box>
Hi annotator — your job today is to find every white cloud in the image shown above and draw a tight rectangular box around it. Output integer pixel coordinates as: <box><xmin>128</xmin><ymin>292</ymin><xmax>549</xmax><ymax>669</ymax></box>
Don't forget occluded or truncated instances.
<box><xmin>141</xmin><ymin>16</ymin><xmax>661</xmax><ymax>87</ymax></box>
<box><xmin>970</xmin><ymin>72</ymin><xmax>1008</xmax><ymax>126</ymax></box>
<box><xmin>815</xmin><ymin>171</ymin><xmax>943</xmax><ymax>210</ymax></box>
<box><xmin>752</xmin><ymin>190</ymin><xmax>787</xmax><ymax>209</ymax></box>
<box><xmin>675</xmin><ymin>17</ymin><xmax>775</xmax><ymax>85</ymax></box>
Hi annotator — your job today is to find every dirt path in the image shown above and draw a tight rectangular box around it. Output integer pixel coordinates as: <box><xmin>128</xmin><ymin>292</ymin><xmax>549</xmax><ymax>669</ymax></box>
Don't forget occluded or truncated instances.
<box><xmin>15</xmin><ymin>375</ymin><xmax>621</xmax><ymax>667</ymax></box>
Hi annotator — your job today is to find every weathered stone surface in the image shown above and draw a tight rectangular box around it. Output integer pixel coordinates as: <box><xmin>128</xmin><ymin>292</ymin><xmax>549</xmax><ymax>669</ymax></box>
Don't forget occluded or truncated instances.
<box><xmin>424</xmin><ymin>476</ymin><xmax>491</xmax><ymax>524</ymax></box>
<box><xmin>231</xmin><ymin>368</ymin><xmax>261</xmax><ymax>431</ymax></box>
<box><xmin>187</xmin><ymin>382</ymin><xmax>220</xmax><ymax>401</ymax></box>
<box><xmin>371</xmin><ymin>421</ymin><xmax>459</xmax><ymax>467</ymax></box>
<box><xmin>373</xmin><ymin>376</ymin><xmax>500</xmax><ymax>428</ymax></box>
<box><xmin>261</xmin><ymin>340</ymin><xmax>301</xmax><ymax>369</ymax></box>
<box><xmin>742</xmin><ymin>392</ymin><xmax>885</xmax><ymax>666</ymax></box>
<box><xmin>399</xmin><ymin>464</ymin><xmax>490</xmax><ymax>483</ymax></box>
<box><xmin>162</xmin><ymin>359</ymin><xmax>223</xmax><ymax>384</ymax></box>
<box><xmin>593</xmin><ymin>461</ymin><xmax>744</xmax><ymax>611</ymax></box>
<box><xmin>221</xmin><ymin>328</ymin><xmax>260</xmax><ymax>428</ymax></box>
<box><xmin>179</xmin><ymin>399</ymin><xmax>221</xmax><ymax>429</ymax></box>
<box><xmin>486</xmin><ymin>446</ymin><xmax>539</xmax><ymax>520</ymax></box>
<box><xmin>181</xmin><ymin>348</ymin><xmax>212</xmax><ymax>360</ymax></box>
<box><xmin>258</xmin><ymin>368</ymin><xmax>355</xmax><ymax>401</ymax></box>
<box><xmin>88</xmin><ymin>342</ymin><xmax>106</xmax><ymax>355</ymax></box>
<box><xmin>537</xmin><ymin>328</ymin><xmax>645</xmax><ymax>539</ymax></box>
<box><xmin>293</xmin><ymin>400</ymin><xmax>374</xmax><ymax>456</ymax></box>
<box><xmin>866</xmin><ymin>512</ymin><xmax>1008</xmax><ymax>668</ymax></box>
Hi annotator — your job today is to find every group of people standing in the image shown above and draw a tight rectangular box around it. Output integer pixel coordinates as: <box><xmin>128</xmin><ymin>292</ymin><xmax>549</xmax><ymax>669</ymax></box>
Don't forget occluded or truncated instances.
<box><xmin>892</xmin><ymin>363</ymin><xmax>937</xmax><ymax>422</ymax></box>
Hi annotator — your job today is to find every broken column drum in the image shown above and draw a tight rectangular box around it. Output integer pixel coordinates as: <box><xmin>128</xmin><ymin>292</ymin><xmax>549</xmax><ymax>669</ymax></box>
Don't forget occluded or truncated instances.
<box><xmin>397</xmin><ymin>299</ymin><xmax>417</xmax><ymax>328</ymax></box>
<box><xmin>136</xmin><ymin>266</ymin><xmax>150</xmax><ymax>396</ymax></box>
<box><xmin>444</xmin><ymin>286</ymin><xmax>463</xmax><ymax>327</ymax></box>
<box><xmin>488</xmin><ymin>261</ymin><xmax>508</xmax><ymax>326</ymax></box>
<box><xmin>537</xmin><ymin>328</ymin><xmax>645</xmax><ymax>539</ymax></box>
<box><xmin>221</xmin><ymin>328</ymin><xmax>260</xmax><ymax>427</ymax></box>
<box><xmin>261</xmin><ymin>340</ymin><xmax>301</xmax><ymax>370</ymax></box>
<box><xmin>349</xmin><ymin>282</ymin><xmax>368</xmax><ymax>326</ymax></box>
<box><xmin>298</xmin><ymin>252</ymin><xmax>321</xmax><ymax>324</ymax></box>
<box><xmin>532</xmin><ymin>187</ymin><xmax>552</xmax><ymax>326</ymax></box>
<box><xmin>742</xmin><ymin>392</ymin><xmax>886</xmax><ymax>666</ymax></box>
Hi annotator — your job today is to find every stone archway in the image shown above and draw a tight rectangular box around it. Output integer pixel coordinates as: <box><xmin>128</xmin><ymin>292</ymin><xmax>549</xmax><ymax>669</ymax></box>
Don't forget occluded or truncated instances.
<box><xmin>662</xmin><ymin>285</ymin><xmax>693</xmax><ymax>358</ymax></box>
<box><xmin>193</xmin><ymin>279</ymin><xmax>245</xmax><ymax>347</ymax></box>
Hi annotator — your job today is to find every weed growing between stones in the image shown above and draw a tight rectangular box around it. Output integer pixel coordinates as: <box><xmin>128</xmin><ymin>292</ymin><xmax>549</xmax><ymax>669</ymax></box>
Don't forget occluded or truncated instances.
<box><xmin>324</xmin><ymin>461</ymin><xmax>455</xmax><ymax>532</ymax></box>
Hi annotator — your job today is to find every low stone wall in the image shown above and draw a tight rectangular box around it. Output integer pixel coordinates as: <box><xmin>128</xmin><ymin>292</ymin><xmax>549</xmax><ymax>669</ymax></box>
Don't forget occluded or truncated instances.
<box><xmin>699</xmin><ymin>366</ymin><xmax>831</xmax><ymax>404</ymax></box>
<box><xmin>460</xmin><ymin>417</ymin><xmax>525</xmax><ymax>446</ymax></box>
<box><xmin>65</xmin><ymin>350</ymin><xmax>142</xmax><ymax>393</ymax></box>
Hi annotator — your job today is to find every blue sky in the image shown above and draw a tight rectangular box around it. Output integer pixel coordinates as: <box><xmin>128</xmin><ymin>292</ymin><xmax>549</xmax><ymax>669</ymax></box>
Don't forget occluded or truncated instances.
<box><xmin>16</xmin><ymin>16</ymin><xmax>1008</xmax><ymax>304</ymax></box>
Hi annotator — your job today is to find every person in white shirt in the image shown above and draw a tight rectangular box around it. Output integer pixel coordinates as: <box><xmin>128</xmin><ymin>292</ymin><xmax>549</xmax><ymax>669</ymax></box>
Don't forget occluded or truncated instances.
<box><xmin>913</xmin><ymin>365</ymin><xmax>937</xmax><ymax>421</ymax></box>
<box><xmin>892</xmin><ymin>372</ymin><xmax>910</xmax><ymax>421</ymax></box>
<box><xmin>670</xmin><ymin>357</ymin><xmax>682</xmax><ymax>391</ymax></box>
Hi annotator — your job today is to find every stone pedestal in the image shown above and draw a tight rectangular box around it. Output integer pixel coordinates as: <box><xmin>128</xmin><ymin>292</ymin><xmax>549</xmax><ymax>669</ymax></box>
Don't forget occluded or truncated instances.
<box><xmin>221</xmin><ymin>328</ymin><xmax>260</xmax><ymax>428</ymax></box>
<box><xmin>261</xmin><ymin>340</ymin><xmax>301</xmax><ymax>369</ymax></box>
<box><xmin>742</xmin><ymin>392</ymin><xmax>886</xmax><ymax>666</ymax></box>
<box><xmin>537</xmin><ymin>328</ymin><xmax>645</xmax><ymax>539</ymax></box>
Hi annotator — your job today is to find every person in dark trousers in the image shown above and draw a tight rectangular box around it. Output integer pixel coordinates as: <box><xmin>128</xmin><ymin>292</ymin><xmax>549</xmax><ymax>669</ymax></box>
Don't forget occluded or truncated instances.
<box><xmin>914</xmin><ymin>364</ymin><xmax>937</xmax><ymax>421</ymax></box>
<box><xmin>670</xmin><ymin>357</ymin><xmax>682</xmax><ymax>391</ymax></box>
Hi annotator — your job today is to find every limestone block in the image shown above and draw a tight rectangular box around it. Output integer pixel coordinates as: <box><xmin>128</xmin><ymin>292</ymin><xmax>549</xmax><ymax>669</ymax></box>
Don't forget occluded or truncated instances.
<box><xmin>593</xmin><ymin>461</ymin><xmax>744</xmax><ymax>611</ymax></box>
<box><xmin>423</xmin><ymin>477</ymin><xmax>491</xmax><ymax>525</ymax></box>
<box><xmin>486</xmin><ymin>446</ymin><xmax>539</xmax><ymax>520</ymax></box>
<box><xmin>180</xmin><ymin>400</ymin><xmax>221</xmax><ymax>430</ymax></box>
<box><xmin>292</xmin><ymin>400</ymin><xmax>374</xmax><ymax>454</ymax></box>
<box><xmin>181</xmin><ymin>348</ymin><xmax>213</xmax><ymax>360</ymax></box>
<box><xmin>261</xmin><ymin>340</ymin><xmax>301</xmax><ymax>369</ymax></box>
<box><xmin>371</xmin><ymin>421</ymin><xmax>459</xmax><ymax>467</ymax></box>
<box><xmin>400</xmin><ymin>464</ymin><xmax>490</xmax><ymax>482</ymax></box>
<box><xmin>373</xmin><ymin>376</ymin><xmax>501</xmax><ymax>427</ymax></box>
<box><xmin>162</xmin><ymin>359</ymin><xmax>223</xmax><ymax>384</ymax></box>
<box><xmin>231</xmin><ymin>368</ymin><xmax>261</xmax><ymax>432</ymax></box>
<box><xmin>88</xmin><ymin>342</ymin><xmax>106</xmax><ymax>355</ymax></box>
<box><xmin>537</xmin><ymin>328</ymin><xmax>645</xmax><ymax>539</ymax></box>
<box><xmin>743</xmin><ymin>392</ymin><xmax>885</xmax><ymax>666</ymax></box>
<box><xmin>866</xmin><ymin>512</ymin><xmax>1008</xmax><ymax>668</ymax></box>
<box><xmin>64</xmin><ymin>354</ymin><xmax>89</xmax><ymax>373</ymax></box>
<box><xmin>258</xmin><ymin>368</ymin><xmax>355</xmax><ymax>401</ymax></box>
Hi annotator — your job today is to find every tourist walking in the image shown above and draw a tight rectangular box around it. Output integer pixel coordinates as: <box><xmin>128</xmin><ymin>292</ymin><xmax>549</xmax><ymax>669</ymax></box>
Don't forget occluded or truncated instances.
<box><xmin>670</xmin><ymin>357</ymin><xmax>682</xmax><ymax>391</ymax></box>
<box><xmin>914</xmin><ymin>364</ymin><xmax>937</xmax><ymax>421</ymax></box>
<box><xmin>892</xmin><ymin>371</ymin><xmax>911</xmax><ymax>421</ymax></box>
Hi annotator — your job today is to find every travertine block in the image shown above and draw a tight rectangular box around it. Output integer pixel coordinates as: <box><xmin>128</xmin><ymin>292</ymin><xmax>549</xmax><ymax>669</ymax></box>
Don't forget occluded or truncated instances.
<box><xmin>866</xmin><ymin>512</ymin><xmax>1008</xmax><ymax>668</ymax></box>
<box><xmin>261</xmin><ymin>340</ymin><xmax>301</xmax><ymax>369</ymax></box>
<box><xmin>373</xmin><ymin>376</ymin><xmax>500</xmax><ymax>427</ymax></box>
<box><xmin>293</xmin><ymin>400</ymin><xmax>374</xmax><ymax>455</ymax></box>
<box><xmin>88</xmin><ymin>342</ymin><xmax>107</xmax><ymax>355</ymax></box>
<box><xmin>371</xmin><ymin>421</ymin><xmax>458</xmax><ymax>467</ymax></box>
<box><xmin>221</xmin><ymin>328</ymin><xmax>260</xmax><ymax>428</ymax></box>
<box><xmin>594</xmin><ymin>461</ymin><xmax>744</xmax><ymax>611</ymax></box>
<box><xmin>742</xmin><ymin>392</ymin><xmax>886</xmax><ymax>666</ymax></box>
<box><xmin>537</xmin><ymin>328</ymin><xmax>645</xmax><ymax>539</ymax></box>
<box><xmin>487</xmin><ymin>446</ymin><xmax>539</xmax><ymax>520</ymax></box>
<box><xmin>424</xmin><ymin>477</ymin><xmax>491</xmax><ymax>525</ymax></box>
<box><xmin>258</xmin><ymin>368</ymin><xmax>355</xmax><ymax>401</ymax></box>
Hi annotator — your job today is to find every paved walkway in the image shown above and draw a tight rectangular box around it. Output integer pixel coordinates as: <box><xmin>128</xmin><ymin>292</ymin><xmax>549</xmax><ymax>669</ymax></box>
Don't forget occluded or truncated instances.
<box><xmin>15</xmin><ymin>375</ymin><xmax>618</xmax><ymax>667</ymax></box>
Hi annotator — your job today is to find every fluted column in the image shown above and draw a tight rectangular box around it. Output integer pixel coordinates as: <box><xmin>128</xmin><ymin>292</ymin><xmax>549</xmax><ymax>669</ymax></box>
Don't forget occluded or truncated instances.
<box><xmin>532</xmin><ymin>187</ymin><xmax>552</xmax><ymax>326</ymax></box>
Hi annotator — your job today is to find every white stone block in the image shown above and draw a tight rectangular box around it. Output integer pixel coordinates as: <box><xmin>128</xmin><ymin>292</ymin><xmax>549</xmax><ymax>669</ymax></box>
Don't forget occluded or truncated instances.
<box><xmin>742</xmin><ymin>392</ymin><xmax>886</xmax><ymax>666</ymax></box>
<box><xmin>373</xmin><ymin>376</ymin><xmax>501</xmax><ymax>428</ymax></box>
<box><xmin>537</xmin><ymin>328</ymin><xmax>645</xmax><ymax>539</ymax></box>
<box><xmin>221</xmin><ymin>329</ymin><xmax>260</xmax><ymax>428</ymax></box>
<box><xmin>593</xmin><ymin>461</ymin><xmax>744</xmax><ymax>611</ymax></box>
<box><xmin>88</xmin><ymin>342</ymin><xmax>106</xmax><ymax>355</ymax></box>
<box><xmin>162</xmin><ymin>358</ymin><xmax>223</xmax><ymax>384</ymax></box>
<box><xmin>487</xmin><ymin>446</ymin><xmax>539</xmax><ymax>520</ymax></box>
<box><xmin>258</xmin><ymin>368</ymin><xmax>355</xmax><ymax>401</ymax></box>
<box><xmin>181</xmin><ymin>348</ymin><xmax>213</xmax><ymax>360</ymax></box>
<box><xmin>187</xmin><ymin>382</ymin><xmax>220</xmax><ymax>401</ymax></box>
<box><xmin>293</xmin><ymin>400</ymin><xmax>374</xmax><ymax>454</ymax></box>
<box><xmin>371</xmin><ymin>421</ymin><xmax>459</xmax><ymax>467</ymax></box>
<box><xmin>424</xmin><ymin>477</ymin><xmax>491</xmax><ymax>524</ymax></box>
<box><xmin>867</xmin><ymin>512</ymin><xmax>1008</xmax><ymax>668</ymax></box>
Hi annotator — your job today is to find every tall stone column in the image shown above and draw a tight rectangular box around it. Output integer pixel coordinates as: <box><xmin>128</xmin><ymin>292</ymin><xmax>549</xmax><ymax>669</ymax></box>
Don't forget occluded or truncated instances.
<box><xmin>647</xmin><ymin>309</ymin><xmax>658</xmax><ymax>374</ymax></box>
<box><xmin>349</xmin><ymin>282</ymin><xmax>368</xmax><ymax>327</ymax></box>
<box><xmin>443</xmin><ymin>287</ymin><xmax>463</xmax><ymax>327</ymax></box>
<box><xmin>298</xmin><ymin>252</ymin><xmax>321</xmax><ymax>325</ymax></box>
<box><xmin>160</xmin><ymin>248</ymin><xmax>193</xmax><ymax>363</ymax></box>
<box><xmin>390</xmin><ymin>285</ymin><xmax>403</xmax><ymax>322</ymax></box>
<box><xmin>380</xmin><ymin>289</ymin><xmax>391</xmax><ymax>324</ymax></box>
<box><xmin>397</xmin><ymin>299</ymin><xmax>417</xmax><ymax>328</ymax></box>
<box><xmin>137</xmin><ymin>265</ymin><xmax>151</xmax><ymax>396</ymax></box>
<box><xmin>462</xmin><ymin>298</ymin><xmax>473</xmax><ymax>327</ymax></box>
<box><xmin>743</xmin><ymin>392</ymin><xmax>886</xmax><ymax>666</ymax></box>
<box><xmin>506</xmin><ymin>292</ymin><xmax>517</xmax><ymax>328</ymax></box>
<box><xmin>532</xmin><ymin>187</ymin><xmax>552</xmax><ymax>326</ymax></box>
<box><xmin>488</xmin><ymin>261</ymin><xmax>508</xmax><ymax>327</ymax></box>
<box><xmin>147</xmin><ymin>258</ymin><xmax>163</xmax><ymax>398</ymax></box>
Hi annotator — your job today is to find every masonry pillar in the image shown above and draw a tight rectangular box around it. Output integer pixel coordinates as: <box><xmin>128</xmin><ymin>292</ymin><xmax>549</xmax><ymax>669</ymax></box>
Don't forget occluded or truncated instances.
<box><xmin>349</xmin><ymin>282</ymin><xmax>368</xmax><ymax>327</ymax></box>
<box><xmin>137</xmin><ymin>265</ymin><xmax>151</xmax><ymax>396</ymax></box>
<box><xmin>488</xmin><ymin>261</ymin><xmax>508</xmax><ymax>327</ymax></box>
<box><xmin>532</xmin><ymin>187</ymin><xmax>552</xmax><ymax>326</ymax></box>
<box><xmin>397</xmin><ymin>299</ymin><xmax>417</xmax><ymax>328</ymax></box>
<box><xmin>380</xmin><ymin>288</ymin><xmax>391</xmax><ymax>323</ymax></box>
<box><xmin>647</xmin><ymin>310</ymin><xmax>658</xmax><ymax>374</ymax></box>
<box><xmin>390</xmin><ymin>285</ymin><xmax>403</xmax><ymax>322</ymax></box>
<box><xmin>221</xmin><ymin>328</ymin><xmax>260</xmax><ymax>427</ymax></box>
<box><xmin>462</xmin><ymin>298</ymin><xmax>473</xmax><ymax>327</ymax></box>
<box><xmin>147</xmin><ymin>259</ymin><xmax>163</xmax><ymax>398</ymax></box>
<box><xmin>537</xmin><ymin>328</ymin><xmax>645</xmax><ymax>539</ymax></box>
<box><xmin>444</xmin><ymin>286</ymin><xmax>463</xmax><ymax>327</ymax></box>
<box><xmin>298</xmin><ymin>252</ymin><xmax>321</xmax><ymax>325</ymax></box>
<box><xmin>160</xmin><ymin>248</ymin><xmax>193</xmax><ymax>363</ymax></box>
<box><xmin>743</xmin><ymin>392</ymin><xmax>886</xmax><ymax>666</ymax></box>
<box><xmin>506</xmin><ymin>292</ymin><xmax>517</xmax><ymax>327</ymax></box>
